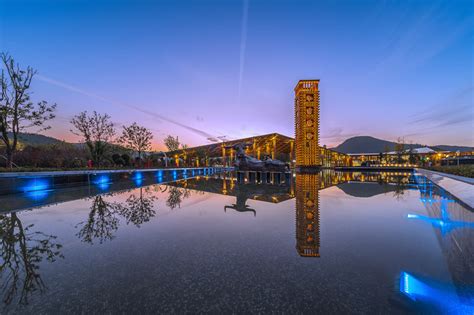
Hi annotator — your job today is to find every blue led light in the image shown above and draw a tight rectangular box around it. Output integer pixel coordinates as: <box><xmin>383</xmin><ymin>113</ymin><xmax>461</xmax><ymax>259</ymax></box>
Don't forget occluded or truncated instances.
<box><xmin>132</xmin><ymin>172</ymin><xmax>144</xmax><ymax>186</ymax></box>
<box><xmin>399</xmin><ymin>272</ymin><xmax>474</xmax><ymax>313</ymax></box>
<box><xmin>25</xmin><ymin>189</ymin><xmax>50</xmax><ymax>200</ymax></box>
<box><xmin>21</xmin><ymin>178</ymin><xmax>52</xmax><ymax>200</ymax></box>
<box><xmin>22</xmin><ymin>178</ymin><xmax>50</xmax><ymax>193</ymax></box>
<box><xmin>93</xmin><ymin>175</ymin><xmax>111</xmax><ymax>190</ymax></box>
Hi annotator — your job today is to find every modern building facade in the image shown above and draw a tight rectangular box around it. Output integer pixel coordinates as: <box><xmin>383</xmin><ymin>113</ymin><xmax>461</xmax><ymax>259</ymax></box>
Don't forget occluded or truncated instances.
<box><xmin>166</xmin><ymin>132</ymin><xmax>348</xmax><ymax>169</ymax></box>
<box><xmin>294</xmin><ymin>80</ymin><xmax>321</xmax><ymax>170</ymax></box>
<box><xmin>295</xmin><ymin>173</ymin><xmax>320</xmax><ymax>257</ymax></box>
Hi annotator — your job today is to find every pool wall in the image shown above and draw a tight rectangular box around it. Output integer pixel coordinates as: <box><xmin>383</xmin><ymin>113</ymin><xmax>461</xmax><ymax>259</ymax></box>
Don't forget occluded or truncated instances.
<box><xmin>0</xmin><ymin>167</ymin><xmax>232</xmax><ymax>196</ymax></box>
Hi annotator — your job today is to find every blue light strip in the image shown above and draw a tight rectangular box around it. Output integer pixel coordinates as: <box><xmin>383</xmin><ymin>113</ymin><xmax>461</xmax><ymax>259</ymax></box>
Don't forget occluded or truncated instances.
<box><xmin>399</xmin><ymin>272</ymin><xmax>473</xmax><ymax>313</ymax></box>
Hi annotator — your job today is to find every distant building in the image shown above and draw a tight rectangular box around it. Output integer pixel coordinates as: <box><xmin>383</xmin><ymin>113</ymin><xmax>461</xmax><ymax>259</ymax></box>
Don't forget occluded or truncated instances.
<box><xmin>165</xmin><ymin>132</ymin><xmax>348</xmax><ymax>168</ymax></box>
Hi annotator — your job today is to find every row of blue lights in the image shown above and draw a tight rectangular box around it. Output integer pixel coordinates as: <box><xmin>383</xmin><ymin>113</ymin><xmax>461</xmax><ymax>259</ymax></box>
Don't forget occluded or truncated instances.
<box><xmin>18</xmin><ymin>168</ymin><xmax>220</xmax><ymax>199</ymax></box>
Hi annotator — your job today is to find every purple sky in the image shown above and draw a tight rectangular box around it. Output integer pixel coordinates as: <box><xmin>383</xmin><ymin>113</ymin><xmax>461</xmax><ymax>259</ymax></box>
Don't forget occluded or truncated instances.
<box><xmin>1</xmin><ymin>0</ymin><xmax>472</xmax><ymax>150</ymax></box>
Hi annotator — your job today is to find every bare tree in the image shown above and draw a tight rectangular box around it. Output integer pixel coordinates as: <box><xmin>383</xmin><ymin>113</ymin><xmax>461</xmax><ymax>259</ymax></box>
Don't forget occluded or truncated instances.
<box><xmin>118</xmin><ymin>122</ymin><xmax>153</xmax><ymax>166</ymax></box>
<box><xmin>0</xmin><ymin>53</ymin><xmax>56</xmax><ymax>167</ymax></box>
<box><xmin>164</xmin><ymin>135</ymin><xmax>180</xmax><ymax>152</ymax></box>
<box><xmin>70</xmin><ymin>111</ymin><xmax>115</xmax><ymax>167</ymax></box>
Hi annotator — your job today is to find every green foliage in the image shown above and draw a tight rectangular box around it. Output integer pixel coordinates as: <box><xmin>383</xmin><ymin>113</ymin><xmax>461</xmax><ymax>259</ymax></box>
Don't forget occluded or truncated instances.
<box><xmin>117</xmin><ymin>122</ymin><xmax>153</xmax><ymax>162</ymax></box>
<box><xmin>427</xmin><ymin>165</ymin><xmax>474</xmax><ymax>178</ymax></box>
<box><xmin>70</xmin><ymin>111</ymin><xmax>115</xmax><ymax>167</ymax></box>
<box><xmin>121</xmin><ymin>154</ymin><xmax>131</xmax><ymax>166</ymax></box>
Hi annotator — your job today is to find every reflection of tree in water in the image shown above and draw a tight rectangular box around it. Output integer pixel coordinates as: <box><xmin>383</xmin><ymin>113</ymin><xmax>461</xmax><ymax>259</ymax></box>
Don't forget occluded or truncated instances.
<box><xmin>165</xmin><ymin>186</ymin><xmax>191</xmax><ymax>210</ymax></box>
<box><xmin>392</xmin><ymin>176</ymin><xmax>408</xmax><ymax>200</ymax></box>
<box><xmin>76</xmin><ymin>195</ymin><xmax>120</xmax><ymax>244</ymax></box>
<box><xmin>116</xmin><ymin>187</ymin><xmax>157</xmax><ymax>227</ymax></box>
<box><xmin>0</xmin><ymin>212</ymin><xmax>63</xmax><ymax>306</ymax></box>
<box><xmin>76</xmin><ymin>188</ymin><xmax>157</xmax><ymax>244</ymax></box>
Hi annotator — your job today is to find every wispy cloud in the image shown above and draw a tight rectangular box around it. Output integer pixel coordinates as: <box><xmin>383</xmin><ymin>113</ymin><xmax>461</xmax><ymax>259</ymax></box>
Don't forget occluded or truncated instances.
<box><xmin>37</xmin><ymin>75</ymin><xmax>222</xmax><ymax>142</ymax></box>
<box><xmin>237</xmin><ymin>0</ymin><xmax>249</xmax><ymax>104</ymax></box>
<box><xmin>370</xmin><ymin>1</ymin><xmax>472</xmax><ymax>77</ymax></box>
<box><xmin>410</xmin><ymin>86</ymin><xmax>473</xmax><ymax>128</ymax></box>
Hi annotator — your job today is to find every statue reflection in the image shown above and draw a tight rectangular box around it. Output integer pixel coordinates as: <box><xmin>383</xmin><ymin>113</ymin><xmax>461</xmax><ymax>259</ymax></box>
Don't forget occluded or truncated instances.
<box><xmin>0</xmin><ymin>212</ymin><xmax>63</xmax><ymax>305</ymax></box>
<box><xmin>76</xmin><ymin>187</ymin><xmax>157</xmax><ymax>244</ymax></box>
<box><xmin>295</xmin><ymin>173</ymin><xmax>321</xmax><ymax>257</ymax></box>
<box><xmin>224</xmin><ymin>188</ymin><xmax>256</xmax><ymax>216</ymax></box>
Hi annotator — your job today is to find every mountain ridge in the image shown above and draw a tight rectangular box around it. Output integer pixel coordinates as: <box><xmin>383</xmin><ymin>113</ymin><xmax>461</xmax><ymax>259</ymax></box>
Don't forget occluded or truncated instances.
<box><xmin>331</xmin><ymin>136</ymin><xmax>473</xmax><ymax>154</ymax></box>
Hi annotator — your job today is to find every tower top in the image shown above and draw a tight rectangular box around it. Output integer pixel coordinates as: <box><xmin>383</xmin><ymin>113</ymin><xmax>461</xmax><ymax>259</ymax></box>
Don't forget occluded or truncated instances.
<box><xmin>294</xmin><ymin>80</ymin><xmax>320</xmax><ymax>93</ymax></box>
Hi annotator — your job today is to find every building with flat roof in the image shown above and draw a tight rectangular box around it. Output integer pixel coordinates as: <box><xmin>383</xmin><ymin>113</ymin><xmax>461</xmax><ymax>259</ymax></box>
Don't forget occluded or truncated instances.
<box><xmin>166</xmin><ymin>132</ymin><xmax>348</xmax><ymax>168</ymax></box>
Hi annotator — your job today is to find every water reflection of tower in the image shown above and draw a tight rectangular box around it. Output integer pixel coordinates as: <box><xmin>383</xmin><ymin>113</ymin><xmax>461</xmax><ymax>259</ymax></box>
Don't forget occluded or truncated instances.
<box><xmin>295</xmin><ymin>173</ymin><xmax>321</xmax><ymax>257</ymax></box>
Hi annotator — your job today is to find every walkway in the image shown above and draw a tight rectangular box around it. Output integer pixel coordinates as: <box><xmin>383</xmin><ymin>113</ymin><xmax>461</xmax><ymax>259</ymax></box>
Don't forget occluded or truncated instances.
<box><xmin>415</xmin><ymin>168</ymin><xmax>474</xmax><ymax>210</ymax></box>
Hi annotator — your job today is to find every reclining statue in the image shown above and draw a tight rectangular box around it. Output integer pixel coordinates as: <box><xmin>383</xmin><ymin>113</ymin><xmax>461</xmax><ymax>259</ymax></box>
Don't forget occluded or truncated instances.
<box><xmin>230</xmin><ymin>143</ymin><xmax>288</xmax><ymax>172</ymax></box>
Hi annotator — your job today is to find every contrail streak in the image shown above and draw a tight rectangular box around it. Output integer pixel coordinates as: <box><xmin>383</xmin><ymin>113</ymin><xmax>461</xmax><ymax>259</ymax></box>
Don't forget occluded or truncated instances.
<box><xmin>237</xmin><ymin>0</ymin><xmax>249</xmax><ymax>104</ymax></box>
<box><xmin>36</xmin><ymin>75</ymin><xmax>221</xmax><ymax>142</ymax></box>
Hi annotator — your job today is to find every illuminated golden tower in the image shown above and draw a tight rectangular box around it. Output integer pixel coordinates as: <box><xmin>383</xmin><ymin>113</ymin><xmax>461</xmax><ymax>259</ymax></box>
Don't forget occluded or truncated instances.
<box><xmin>295</xmin><ymin>173</ymin><xmax>320</xmax><ymax>257</ymax></box>
<box><xmin>294</xmin><ymin>80</ymin><xmax>321</xmax><ymax>171</ymax></box>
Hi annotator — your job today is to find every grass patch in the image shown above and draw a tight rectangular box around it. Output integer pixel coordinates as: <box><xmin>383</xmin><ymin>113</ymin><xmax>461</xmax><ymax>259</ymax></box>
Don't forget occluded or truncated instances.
<box><xmin>0</xmin><ymin>167</ymin><xmax>139</xmax><ymax>173</ymax></box>
<box><xmin>426</xmin><ymin>165</ymin><xmax>474</xmax><ymax>178</ymax></box>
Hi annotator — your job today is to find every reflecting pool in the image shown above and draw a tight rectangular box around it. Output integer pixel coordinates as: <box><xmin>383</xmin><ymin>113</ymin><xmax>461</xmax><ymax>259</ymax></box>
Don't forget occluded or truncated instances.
<box><xmin>1</xmin><ymin>171</ymin><xmax>473</xmax><ymax>313</ymax></box>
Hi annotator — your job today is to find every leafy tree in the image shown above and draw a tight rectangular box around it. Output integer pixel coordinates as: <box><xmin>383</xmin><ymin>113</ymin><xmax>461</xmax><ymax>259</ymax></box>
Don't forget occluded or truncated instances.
<box><xmin>121</xmin><ymin>153</ymin><xmax>131</xmax><ymax>166</ymax></box>
<box><xmin>112</xmin><ymin>153</ymin><xmax>125</xmax><ymax>166</ymax></box>
<box><xmin>0</xmin><ymin>53</ymin><xmax>56</xmax><ymax>167</ymax></box>
<box><xmin>164</xmin><ymin>135</ymin><xmax>180</xmax><ymax>152</ymax></box>
<box><xmin>118</xmin><ymin>122</ymin><xmax>153</xmax><ymax>166</ymax></box>
<box><xmin>395</xmin><ymin>137</ymin><xmax>405</xmax><ymax>164</ymax></box>
<box><xmin>383</xmin><ymin>144</ymin><xmax>391</xmax><ymax>164</ymax></box>
<box><xmin>70</xmin><ymin>111</ymin><xmax>115</xmax><ymax>167</ymax></box>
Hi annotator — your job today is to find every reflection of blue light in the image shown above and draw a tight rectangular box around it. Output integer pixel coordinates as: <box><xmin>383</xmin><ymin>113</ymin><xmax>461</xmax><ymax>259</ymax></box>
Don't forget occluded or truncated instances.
<box><xmin>22</xmin><ymin>178</ymin><xmax>50</xmax><ymax>193</ymax></box>
<box><xmin>399</xmin><ymin>271</ymin><xmax>474</xmax><ymax>313</ymax></box>
<box><xmin>156</xmin><ymin>170</ymin><xmax>163</xmax><ymax>183</ymax></box>
<box><xmin>93</xmin><ymin>175</ymin><xmax>111</xmax><ymax>191</ymax></box>
<box><xmin>407</xmin><ymin>213</ymin><xmax>474</xmax><ymax>235</ymax></box>
<box><xmin>132</xmin><ymin>172</ymin><xmax>143</xmax><ymax>186</ymax></box>
<box><xmin>22</xmin><ymin>178</ymin><xmax>52</xmax><ymax>201</ymax></box>
<box><xmin>192</xmin><ymin>170</ymin><xmax>195</xmax><ymax>176</ymax></box>
<box><xmin>173</xmin><ymin>170</ymin><xmax>177</xmax><ymax>180</ymax></box>
<box><xmin>26</xmin><ymin>189</ymin><xmax>50</xmax><ymax>200</ymax></box>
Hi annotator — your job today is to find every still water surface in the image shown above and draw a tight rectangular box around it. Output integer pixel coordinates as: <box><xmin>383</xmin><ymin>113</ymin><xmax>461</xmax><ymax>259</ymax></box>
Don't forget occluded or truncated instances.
<box><xmin>1</xmin><ymin>171</ymin><xmax>473</xmax><ymax>313</ymax></box>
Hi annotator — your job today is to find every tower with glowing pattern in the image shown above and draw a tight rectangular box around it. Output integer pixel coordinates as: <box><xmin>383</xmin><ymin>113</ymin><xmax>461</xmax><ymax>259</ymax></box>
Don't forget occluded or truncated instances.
<box><xmin>295</xmin><ymin>173</ymin><xmax>320</xmax><ymax>257</ymax></box>
<box><xmin>294</xmin><ymin>80</ymin><xmax>321</xmax><ymax>171</ymax></box>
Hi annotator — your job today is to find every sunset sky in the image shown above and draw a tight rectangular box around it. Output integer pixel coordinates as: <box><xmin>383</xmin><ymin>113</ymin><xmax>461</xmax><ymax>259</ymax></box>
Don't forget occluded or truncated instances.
<box><xmin>1</xmin><ymin>0</ymin><xmax>472</xmax><ymax>150</ymax></box>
